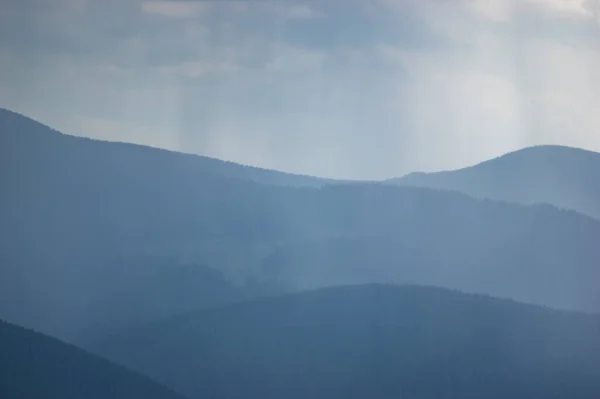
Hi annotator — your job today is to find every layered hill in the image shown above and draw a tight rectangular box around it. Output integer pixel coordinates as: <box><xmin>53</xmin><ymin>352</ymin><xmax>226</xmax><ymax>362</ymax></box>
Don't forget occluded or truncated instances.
<box><xmin>0</xmin><ymin>108</ymin><xmax>331</xmax><ymax>188</ymax></box>
<box><xmin>92</xmin><ymin>284</ymin><xmax>600</xmax><ymax>399</ymax></box>
<box><xmin>0</xmin><ymin>320</ymin><xmax>188</xmax><ymax>399</ymax></box>
<box><xmin>390</xmin><ymin>145</ymin><xmax>600</xmax><ymax>220</ymax></box>
<box><xmin>3</xmin><ymin>109</ymin><xmax>600</xmax><ymax>343</ymax></box>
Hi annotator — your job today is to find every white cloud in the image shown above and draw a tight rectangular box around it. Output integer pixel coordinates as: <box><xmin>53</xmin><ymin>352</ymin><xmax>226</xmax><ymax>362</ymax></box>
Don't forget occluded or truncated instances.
<box><xmin>141</xmin><ymin>1</ymin><xmax>209</xmax><ymax>19</ymax></box>
<box><xmin>264</xmin><ymin>45</ymin><xmax>328</xmax><ymax>73</ymax></box>
<box><xmin>285</xmin><ymin>5</ymin><xmax>324</xmax><ymax>20</ymax></box>
<box><xmin>160</xmin><ymin>59</ymin><xmax>239</xmax><ymax>78</ymax></box>
<box><xmin>468</xmin><ymin>0</ymin><xmax>597</xmax><ymax>22</ymax></box>
<box><xmin>529</xmin><ymin>0</ymin><xmax>590</xmax><ymax>17</ymax></box>
<box><xmin>468</xmin><ymin>0</ymin><xmax>516</xmax><ymax>22</ymax></box>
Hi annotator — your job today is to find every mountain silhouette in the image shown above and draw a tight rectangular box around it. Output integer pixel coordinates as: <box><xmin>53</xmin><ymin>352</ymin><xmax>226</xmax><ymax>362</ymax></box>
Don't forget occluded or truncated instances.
<box><xmin>0</xmin><ymin>108</ymin><xmax>331</xmax><ymax>188</ymax></box>
<box><xmin>389</xmin><ymin>145</ymin><xmax>600</xmax><ymax>220</ymax></box>
<box><xmin>3</xmin><ymin>109</ymin><xmax>600</xmax><ymax>343</ymax></box>
<box><xmin>92</xmin><ymin>284</ymin><xmax>600</xmax><ymax>399</ymax></box>
<box><xmin>260</xmin><ymin>183</ymin><xmax>600</xmax><ymax>313</ymax></box>
<box><xmin>0</xmin><ymin>319</ymin><xmax>188</xmax><ymax>399</ymax></box>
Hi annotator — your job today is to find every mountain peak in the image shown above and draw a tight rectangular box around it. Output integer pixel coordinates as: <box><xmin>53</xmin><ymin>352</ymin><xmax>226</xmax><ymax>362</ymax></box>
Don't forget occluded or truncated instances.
<box><xmin>391</xmin><ymin>143</ymin><xmax>600</xmax><ymax>219</ymax></box>
<box><xmin>473</xmin><ymin>144</ymin><xmax>600</xmax><ymax>169</ymax></box>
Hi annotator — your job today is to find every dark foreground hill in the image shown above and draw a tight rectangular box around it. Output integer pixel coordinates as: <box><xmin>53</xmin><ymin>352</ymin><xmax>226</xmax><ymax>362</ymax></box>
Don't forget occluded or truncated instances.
<box><xmin>93</xmin><ymin>284</ymin><xmax>600</xmax><ymax>399</ymax></box>
<box><xmin>0</xmin><ymin>320</ymin><xmax>188</xmax><ymax>399</ymax></box>
<box><xmin>390</xmin><ymin>145</ymin><xmax>600</xmax><ymax>220</ymax></box>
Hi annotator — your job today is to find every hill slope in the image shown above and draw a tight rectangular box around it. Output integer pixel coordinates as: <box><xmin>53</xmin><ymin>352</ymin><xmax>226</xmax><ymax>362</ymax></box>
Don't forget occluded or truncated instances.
<box><xmin>262</xmin><ymin>184</ymin><xmax>600</xmax><ymax>313</ymax></box>
<box><xmin>0</xmin><ymin>256</ymin><xmax>262</xmax><ymax>344</ymax></box>
<box><xmin>92</xmin><ymin>284</ymin><xmax>600</xmax><ymax>399</ymax></box>
<box><xmin>390</xmin><ymin>145</ymin><xmax>600</xmax><ymax>219</ymax></box>
<box><xmin>3</xmin><ymin>109</ymin><xmax>600</xmax><ymax>342</ymax></box>
<box><xmin>0</xmin><ymin>108</ymin><xmax>331</xmax><ymax>188</ymax></box>
<box><xmin>0</xmin><ymin>320</ymin><xmax>188</xmax><ymax>399</ymax></box>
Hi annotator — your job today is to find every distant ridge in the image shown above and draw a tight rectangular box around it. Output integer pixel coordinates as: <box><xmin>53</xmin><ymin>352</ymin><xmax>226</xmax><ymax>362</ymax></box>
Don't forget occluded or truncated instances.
<box><xmin>401</xmin><ymin>145</ymin><xmax>600</xmax><ymax>175</ymax></box>
<box><xmin>4</xmin><ymin>107</ymin><xmax>600</xmax><ymax>344</ymax></box>
<box><xmin>0</xmin><ymin>108</ymin><xmax>337</xmax><ymax>188</ymax></box>
<box><xmin>390</xmin><ymin>145</ymin><xmax>600</xmax><ymax>219</ymax></box>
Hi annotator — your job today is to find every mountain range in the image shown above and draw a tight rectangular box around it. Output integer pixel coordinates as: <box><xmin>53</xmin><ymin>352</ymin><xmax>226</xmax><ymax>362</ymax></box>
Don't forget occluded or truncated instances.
<box><xmin>91</xmin><ymin>284</ymin><xmax>600</xmax><ymax>399</ymax></box>
<box><xmin>390</xmin><ymin>145</ymin><xmax>600</xmax><ymax>220</ymax></box>
<box><xmin>2</xmin><ymin>109</ymin><xmax>600</xmax><ymax>343</ymax></box>
<box><xmin>3</xmin><ymin>108</ymin><xmax>600</xmax><ymax>398</ymax></box>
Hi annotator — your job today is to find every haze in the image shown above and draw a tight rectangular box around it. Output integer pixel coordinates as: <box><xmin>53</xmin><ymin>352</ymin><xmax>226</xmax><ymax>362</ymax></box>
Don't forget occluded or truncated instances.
<box><xmin>3</xmin><ymin>2</ymin><xmax>600</xmax><ymax>397</ymax></box>
<box><xmin>1</xmin><ymin>0</ymin><xmax>600</xmax><ymax>179</ymax></box>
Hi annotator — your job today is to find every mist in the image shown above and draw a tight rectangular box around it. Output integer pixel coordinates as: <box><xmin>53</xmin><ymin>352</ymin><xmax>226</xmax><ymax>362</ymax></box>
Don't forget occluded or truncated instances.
<box><xmin>3</xmin><ymin>1</ymin><xmax>600</xmax><ymax>399</ymax></box>
<box><xmin>2</xmin><ymin>0</ymin><xmax>600</xmax><ymax>179</ymax></box>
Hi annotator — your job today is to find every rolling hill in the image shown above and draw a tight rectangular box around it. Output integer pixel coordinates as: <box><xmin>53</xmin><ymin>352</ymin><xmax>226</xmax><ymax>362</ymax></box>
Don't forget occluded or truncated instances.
<box><xmin>3</xmin><ymin>110</ymin><xmax>600</xmax><ymax>343</ymax></box>
<box><xmin>92</xmin><ymin>284</ymin><xmax>600</xmax><ymax>399</ymax></box>
<box><xmin>0</xmin><ymin>319</ymin><xmax>188</xmax><ymax>399</ymax></box>
<box><xmin>261</xmin><ymin>184</ymin><xmax>600</xmax><ymax>313</ymax></box>
<box><xmin>0</xmin><ymin>257</ymin><xmax>264</xmax><ymax>344</ymax></box>
<box><xmin>0</xmin><ymin>108</ymin><xmax>332</xmax><ymax>188</ymax></box>
<box><xmin>389</xmin><ymin>145</ymin><xmax>600</xmax><ymax>220</ymax></box>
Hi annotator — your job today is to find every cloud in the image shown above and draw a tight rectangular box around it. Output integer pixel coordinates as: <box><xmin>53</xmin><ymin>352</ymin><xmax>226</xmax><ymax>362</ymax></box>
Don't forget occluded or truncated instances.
<box><xmin>1</xmin><ymin>0</ymin><xmax>600</xmax><ymax>179</ymax></box>
<box><xmin>141</xmin><ymin>1</ymin><xmax>210</xmax><ymax>18</ymax></box>
<box><xmin>285</xmin><ymin>4</ymin><xmax>323</xmax><ymax>20</ymax></box>
<box><xmin>467</xmin><ymin>0</ymin><xmax>593</xmax><ymax>21</ymax></box>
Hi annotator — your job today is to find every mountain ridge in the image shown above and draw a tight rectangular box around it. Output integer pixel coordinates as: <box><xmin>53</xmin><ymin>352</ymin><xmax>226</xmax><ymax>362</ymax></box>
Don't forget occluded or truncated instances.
<box><xmin>390</xmin><ymin>144</ymin><xmax>600</xmax><ymax>219</ymax></box>
<box><xmin>0</xmin><ymin>319</ymin><xmax>189</xmax><ymax>399</ymax></box>
<box><xmin>92</xmin><ymin>282</ymin><xmax>599</xmax><ymax>346</ymax></box>
<box><xmin>92</xmin><ymin>283</ymin><xmax>600</xmax><ymax>399</ymax></box>
<box><xmin>0</xmin><ymin>108</ymin><xmax>341</xmax><ymax>187</ymax></box>
<box><xmin>3</xmin><ymin>108</ymin><xmax>600</xmax><ymax>343</ymax></box>
<box><xmin>396</xmin><ymin>145</ymin><xmax>600</xmax><ymax>177</ymax></box>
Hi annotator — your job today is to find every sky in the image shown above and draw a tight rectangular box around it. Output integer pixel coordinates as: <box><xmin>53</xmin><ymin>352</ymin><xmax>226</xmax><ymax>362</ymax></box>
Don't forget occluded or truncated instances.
<box><xmin>1</xmin><ymin>0</ymin><xmax>600</xmax><ymax>179</ymax></box>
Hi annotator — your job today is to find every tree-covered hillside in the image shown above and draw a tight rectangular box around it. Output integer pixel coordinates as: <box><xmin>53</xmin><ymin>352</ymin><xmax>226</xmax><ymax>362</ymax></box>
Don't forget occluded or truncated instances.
<box><xmin>390</xmin><ymin>145</ymin><xmax>600</xmax><ymax>220</ymax></box>
<box><xmin>93</xmin><ymin>284</ymin><xmax>600</xmax><ymax>399</ymax></box>
<box><xmin>3</xmin><ymin>109</ymin><xmax>600</xmax><ymax>343</ymax></box>
<box><xmin>0</xmin><ymin>320</ymin><xmax>188</xmax><ymax>399</ymax></box>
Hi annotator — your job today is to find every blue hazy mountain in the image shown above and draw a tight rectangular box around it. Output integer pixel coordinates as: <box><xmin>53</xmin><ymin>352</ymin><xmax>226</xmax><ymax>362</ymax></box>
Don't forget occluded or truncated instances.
<box><xmin>3</xmin><ymin>109</ymin><xmax>600</xmax><ymax>344</ymax></box>
<box><xmin>389</xmin><ymin>145</ymin><xmax>600</xmax><ymax>220</ymax></box>
<box><xmin>0</xmin><ymin>319</ymin><xmax>188</xmax><ymax>399</ymax></box>
<box><xmin>0</xmin><ymin>108</ymin><xmax>333</xmax><ymax>188</ymax></box>
<box><xmin>92</xmin><ymin>284</ymin><xmax>600</xmax><ymax>399</ymax></box>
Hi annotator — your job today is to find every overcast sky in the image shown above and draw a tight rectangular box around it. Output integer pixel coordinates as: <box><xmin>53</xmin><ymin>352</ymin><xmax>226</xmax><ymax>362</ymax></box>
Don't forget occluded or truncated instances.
<box><xmin>1</xmin><ymin>0</ymin><xmax>599</xmax><ymax>179</ymax></box>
